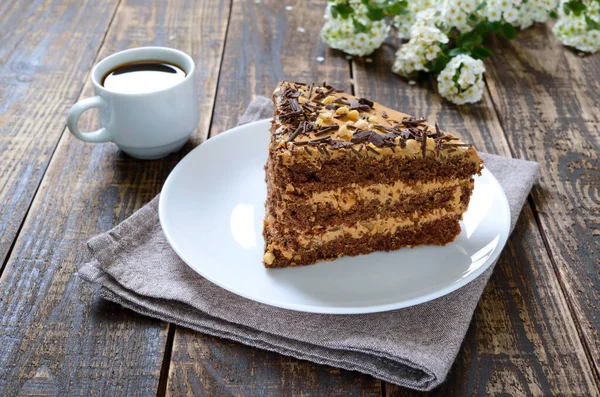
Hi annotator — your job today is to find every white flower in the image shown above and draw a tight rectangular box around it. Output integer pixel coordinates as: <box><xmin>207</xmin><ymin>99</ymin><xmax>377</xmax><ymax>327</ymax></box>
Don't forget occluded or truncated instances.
<box><xmin>321</xmin><ymin>3</ymin><xmax>390</xmax><ymax>56</ymax></box>
<box><xmin>476</xmin><ymin>0</ymin><xmax>558</xmax><ymax>29</ymax></box>
<box><xmin>437</xmin><ymin>0</ymin><xmax>486</xmax><ymax>33</ymax></box>
<box><xmin>437</xmin><ymin>54</ymin><xmax>485</xmax><ymax>104</ymax></box>
<box><xmin>392</xmin><ymin>0</ymin><xmax>441</xmax><ymax>40</ymax></box>
<box><xmin>392</xmin><ymin>25</ymin><xmax>449</xmax><ymax>76</ymax></box>
<box><xmin>554</xmin><ymin>0</ymin><xmax>600</xmax><ymax>53</ymax></box>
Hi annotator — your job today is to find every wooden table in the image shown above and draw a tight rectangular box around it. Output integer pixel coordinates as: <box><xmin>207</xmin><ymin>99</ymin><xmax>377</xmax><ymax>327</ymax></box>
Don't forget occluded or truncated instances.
<box><xmin>0</xmin><ymin>0</ymin><xmax>598</xmax><ymax>395</ymax></box>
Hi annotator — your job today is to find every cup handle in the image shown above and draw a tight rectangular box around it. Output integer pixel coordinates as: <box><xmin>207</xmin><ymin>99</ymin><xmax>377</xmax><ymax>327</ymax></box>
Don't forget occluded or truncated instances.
<box><xmin>67</xmin><ymin>96</ymin><xmax>111</xmax><ymax>143</ymax></box>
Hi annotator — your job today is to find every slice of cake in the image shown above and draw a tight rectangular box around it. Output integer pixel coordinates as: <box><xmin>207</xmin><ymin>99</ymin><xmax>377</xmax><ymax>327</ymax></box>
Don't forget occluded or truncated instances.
<box><xmin>263</xmin><ymin>81</ymin><xmax>483</xmax><ymax>268</ymax></box>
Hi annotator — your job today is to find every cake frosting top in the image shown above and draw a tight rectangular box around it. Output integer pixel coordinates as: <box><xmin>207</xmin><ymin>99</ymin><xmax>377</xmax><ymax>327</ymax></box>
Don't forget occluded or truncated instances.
<box><xmin>271</xmin><ymin>81</ymin><xmax>482</xmax><ymax>167</ymax></box>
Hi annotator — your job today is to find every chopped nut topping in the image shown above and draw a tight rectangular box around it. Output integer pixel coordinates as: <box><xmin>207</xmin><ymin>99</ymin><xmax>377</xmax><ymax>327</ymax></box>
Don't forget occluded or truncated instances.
<box><xmin>335</xmin><ymin>106</ymin><xmax>349</xmax><ymax>115</ymax></box>
<box><xmin>318</xmin><ymin>111</ymin><xmax>333</xmax><ymax>121</ymax></box>
<box><xmin>322</xmin><ymin>95</ymin><xmax>337</xmax><ymax>105</ymax></box>
<box><xmin>354</xmin><ymin>119</ymin><xmax>369</xmax><ymax>130</ymax></box>
<box><xmin>263</xmin><ymin>252</ymin><xmax>275</xmax><ymax>265</ymax></box>
<box><xmin>346</xmin><ymin>109</ymin><xmax>360</xmax><ymax>121</ymax></box>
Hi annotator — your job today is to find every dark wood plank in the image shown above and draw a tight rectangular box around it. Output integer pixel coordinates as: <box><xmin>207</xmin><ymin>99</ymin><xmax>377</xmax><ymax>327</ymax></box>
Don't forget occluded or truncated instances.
<box><xmin>0</xmin><ymin>0</ymin><xmax>118</xmax><ymax>271</ymax></box>
<box><xmin>0</xmin><ymin>0</ymin><xmax>231</xmax><ymax>395</ymax></box>
<box><xmin>483</xmin><ymin>23</ymin><xmax>600</xmax><ymax>376</ymax></box>
<box><xmin>207</xmin><ymin>0</ymin><xmax>352</xmax><ymax>137</ymax></box>
<box><xmin>168</xmin><ymin>329</ymin><xmax>383</xmax><ymax>397</ymax></box>
<box><xmin>166</xmin><ymin>0</ymin><xmax>383</xmax><ymax>395</ymax></box>
<box><xmin>351</xmin><ymin>40</ymin><xmax>599</xmax><ymax>396</ymax></box>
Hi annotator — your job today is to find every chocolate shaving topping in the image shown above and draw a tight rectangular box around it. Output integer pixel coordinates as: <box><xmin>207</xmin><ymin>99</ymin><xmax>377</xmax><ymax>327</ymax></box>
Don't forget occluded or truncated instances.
<box><xmin>367</xmin><ymin>132</ymin><xmax>386</xmax><ymax>147</ymax></box>
<box><xmin>443</xmin><ymin>143</ymin><xmax>471</xmax><ymax>147</ymax></box>
<box><xmin>402</xmin><ymin>116</ymin><xmax>427</xmax><ymax>127</ymax></box>
<box><xmin>307</xmin><ymin>82</ymin><xmax>314</xmax><ymax>100</ymax></box>
<box><xmin>351</xmin><ymin>130</ymin><xmax>373</xmax><ymax>144</ymax></box>
<box><xmin>420</xmin><ymin>125</ymin><xmax>428</xmax><ymax>158</ymax></box>
<box><xmin>304</xmin><ymin>145</ymin><xmax>313</xmax><ymax>155</ymax></box>
<box><xmin>329</xmin><ymin>140</ymin><xmax>353</xmax><ymax>149</ymax></box>
<box><xmin>325</xmin><ymin>104</ymin><xmax>337</xmax><ymax>111</ymax></box>
<box><xmin>322</xmin><ymin>87</ymin><xmax>335</xmax><ymax>97</ymax></box>
<box><xmin>434</xmin><ymin>121</ymin><xmax>442</xmax><ymax>138</ymax></box>
<box><xmin>350</xmin><ymin>146</ymin><xmax>363</xmax><ymax>158</ymax></box>
<box><xmin>314</xmin><ymin>125</ymin><xmax>339</xmax><ymax>136</ymax></box>
<box><xmin>309</xmin><ymin>135</ymin><xmax>333</xmax><ymax>144</ymax></box>
<box><xmin>381</xmin><ymin>110</ymin><xmax>388</xmax><ymax>119</ymax></box>
<box><xmin>286</xmin><ymin>125</ymin><xmax>303</xmax><ymax>142</ymax></box>
<box><xmin>334</xmin><ymin>98</ymin><xmax>350</xmax><ymax>106</ymax></box>
<box><xmin>373</xmin><ymin>124</ymin><xmax>394</xmax><ymax>133</ymax></box>
<box><xmin>358</xmin><ymin>97</ymin><xmax>374</xmax><ymax>108</ymax></box>
<box><xmin>365</xmin><ymin>145</ymin><xmax>380</xmax><ymax>154</ymax></box>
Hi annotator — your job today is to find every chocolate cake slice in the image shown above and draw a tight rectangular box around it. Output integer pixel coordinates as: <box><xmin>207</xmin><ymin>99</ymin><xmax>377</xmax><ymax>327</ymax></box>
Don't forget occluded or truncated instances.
<box><xmin>262</xmin><ymin>81</ymin><xmax>483</xmax><ymax>268</ymax></box>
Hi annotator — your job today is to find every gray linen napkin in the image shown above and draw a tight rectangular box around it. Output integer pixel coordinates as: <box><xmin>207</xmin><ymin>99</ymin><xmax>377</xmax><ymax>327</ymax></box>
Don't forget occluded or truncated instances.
<box><xmin>78</xmin><ymin>96</ymin><xmax>538</xmax><ymax>391</ymax></box>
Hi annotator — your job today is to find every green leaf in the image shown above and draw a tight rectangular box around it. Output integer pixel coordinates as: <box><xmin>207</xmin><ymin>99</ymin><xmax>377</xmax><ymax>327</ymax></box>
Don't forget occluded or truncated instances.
<box><xmin>353</xmin><ymin>17</ymin><xmax>368</xmax><ymax>33</ymax></box>
<box><xmin>448</xmin><ymin>47</ymin><xmax>469</xmax><ymax>56</ymax></box>
<box><xmin>563</xmin><ymin>2</ymin><xmax>571</xmax><ymax>14</ymax></box>
<box><xmin>332</xmin><ymin>3</ymin><xmax>354</xmax><ymax>19</ymax></box>
<box><xmin>388</xmin><ymin>1</ymin><xmax>409</xmax><ymax>16</ymax></box>
<box><xmin>429</xmin><ymin>55</ymin><xmax>450</xmax><ymax>74</ymax></box>
<box><xmin>487</xmin><ymin>21</ymin><xmax>502</xmax><ymax>34</ymax></box>
<box><xmin>502</xmin><ymin>23</ymin><xmax>516</xmax><ymax>39</ymax></box>
<box><xmin>549</xmin><ymin>9</ymin><xmax>558</xmax><ymax>19</ymax></box>
<box><xmin>586</xmin><ymin>14</ymin><xmax>600</xmax><ymax>29</ymax></box>
<box><xmin>565</xmin><ymin>0</ymin><xmax>587</xmax><ymax>16</ymax></box>
<box><xmin>459</xmin><ymin>33</ymin><xmax>483</xmax><ymax>47</ymax></box>
<box><xmin>366</xmin><ymin>4</ymin><xmax>386</xmax><ymax>21</ymax></box>
<box><xmin>476</xmin><ymin>1</ymin><xmax>488</xmax><ymax>11</ymax></box>
<box><xmin>472</xmin><ymin>46</ymin><xmax>493</xmax><ymax>59</ymax></box>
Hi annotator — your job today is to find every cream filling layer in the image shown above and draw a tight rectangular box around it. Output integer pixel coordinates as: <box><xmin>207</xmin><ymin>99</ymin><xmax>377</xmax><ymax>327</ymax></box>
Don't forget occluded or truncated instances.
<box><xmin>298</xmin><ymin>206</ymin><xmax>463</xmax><ymax>247</ymax></box>
<box><xmin>266</xmin><ymin>202</ymin><xmax>465</xmax><ymax>260</ymax></box>
<box><xmin>284</xmin><ymin>178</ymin><xmax>471</xmax><ymax>211</ymax></box>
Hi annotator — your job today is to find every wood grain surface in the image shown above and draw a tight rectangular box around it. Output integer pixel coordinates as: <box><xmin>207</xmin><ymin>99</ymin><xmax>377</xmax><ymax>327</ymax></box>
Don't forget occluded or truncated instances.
<box><xmin>0</xmin><ymin>0</ymin><xmax>598</xmax><ymax>395</ymax></box>
<box><xmin>0</xmin><ymin>0</ymin><xmax>230</xmax><ymax>395</ymax></box>
<box><xmin>352</xmin><ymin>42</ymin><xmax>599</xmax><ymax>397</ymax></box>
<box><xmin>0</xmin><ymin>0</ymin><xmax>119</xmax><ymax>273</ymax></box>
<box><xmin>484</xmin><ymin>24</ymin><xmax>600</xmax><ymax>377</ymax></box>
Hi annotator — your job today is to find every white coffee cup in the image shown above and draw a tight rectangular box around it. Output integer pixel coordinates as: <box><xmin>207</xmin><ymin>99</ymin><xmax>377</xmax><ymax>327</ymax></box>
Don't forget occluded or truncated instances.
<box><xmin>67</xmin><ymin>47</ymin><xmax>199</xmax><ymax>159</ymax></box>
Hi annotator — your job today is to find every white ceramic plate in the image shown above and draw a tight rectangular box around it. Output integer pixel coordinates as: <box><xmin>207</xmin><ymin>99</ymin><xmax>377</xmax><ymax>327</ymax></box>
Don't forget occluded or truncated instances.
<box><xmin>159</xmin><ymin>119</ymin><xmax>510</xmax><ymax>314</ymax></box>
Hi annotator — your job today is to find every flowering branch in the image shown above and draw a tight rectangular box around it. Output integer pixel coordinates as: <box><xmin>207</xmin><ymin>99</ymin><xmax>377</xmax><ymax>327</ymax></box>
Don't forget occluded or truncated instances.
<box><xmin>321</xmin><ymin>0</ymin><xmax>600</xmax><ymax>104</ymax></box>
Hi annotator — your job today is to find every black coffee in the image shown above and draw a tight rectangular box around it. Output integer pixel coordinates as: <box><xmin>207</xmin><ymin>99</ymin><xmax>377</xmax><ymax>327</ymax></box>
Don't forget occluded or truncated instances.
<box><xmin>102</xmin><ymin>61</ymin><xmax>186</xmax><ymax>94</ymax></box>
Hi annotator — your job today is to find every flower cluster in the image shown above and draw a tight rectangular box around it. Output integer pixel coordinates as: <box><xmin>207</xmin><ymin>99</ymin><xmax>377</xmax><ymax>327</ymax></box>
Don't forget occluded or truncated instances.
<box><xmin>438</xmin><ymin>0</ymin><xmax>481</xmax><ymax>33</ymax></box>
<box><xmin>437</xmin><ymin>54</ymin><xmax>486</xmax><ymax>104</ymax></box>
<box><xmin>392</xmin><ymin>0</ymin><xmax>441</xmax><ymax>39</ymax></box>
<box><xmin>321</xmin><ymin>0</ymin><xmax>598</xmax><ymax>104</ymax></box>
<box><xmin>321</xmin><ymin>2</ymin><xmax>390</xmax><ymax>56</ymax></box>
<box><xmin>392</xmin><ymin>24</ymin><xmax>449</xmax><ymax>76</ymax></box>
<box><xmin>553</xmin><ymin>0</ymin><xmax>600</xmax><ymax>53</ymax></box>
<box><xmin>479</xmin><ymin>0</ymin><xmax>558</xmax><ymax>29</ymax></box>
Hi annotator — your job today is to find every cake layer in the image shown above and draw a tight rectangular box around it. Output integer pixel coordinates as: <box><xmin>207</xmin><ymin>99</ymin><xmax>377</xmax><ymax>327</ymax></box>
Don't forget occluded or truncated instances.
<box><xmin>268</xmin><ymin>182</ymin><xmax>472</xmax><ymax>232</ymax></box>
<box><xmin>263</xmin><ymin>214</ymin><xmax>462</xmax><ymax>268</ymax></box>
<box><xmin>269</xmin><ymin>152</ymin><xmax>480</xmax><ymax>194</ymax></box>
